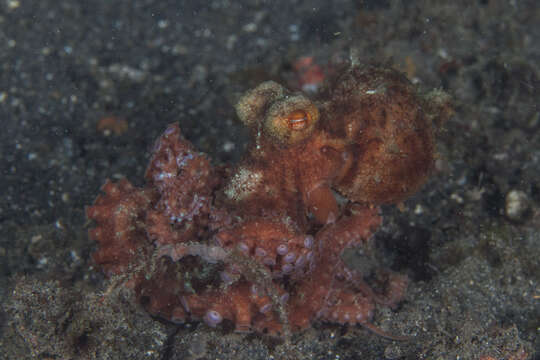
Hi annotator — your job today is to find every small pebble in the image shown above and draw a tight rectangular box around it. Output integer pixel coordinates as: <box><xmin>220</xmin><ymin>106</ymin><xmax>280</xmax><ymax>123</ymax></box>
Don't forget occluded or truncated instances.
<box><xmin>384</xmin><ymin>344</ymin><xmax>403</xmax><ymax>359</ymax></box>
<box><xmin>505</xmin><ymin>189</ymin><xmax>530</xmax><ymax>222</ymax></box>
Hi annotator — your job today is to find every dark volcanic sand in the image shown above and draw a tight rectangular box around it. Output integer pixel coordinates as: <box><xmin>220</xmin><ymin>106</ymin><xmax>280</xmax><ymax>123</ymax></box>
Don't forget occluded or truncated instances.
<box><xmin>0</xmin><ymin>1</ymin><xmax>538</xmax><ymax>359</ymax></box>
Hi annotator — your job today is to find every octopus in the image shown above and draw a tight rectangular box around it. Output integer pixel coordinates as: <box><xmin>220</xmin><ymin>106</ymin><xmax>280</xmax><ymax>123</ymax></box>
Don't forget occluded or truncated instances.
<box><xmin>86</xmin><ymin>62</ymin><xmax>452</xmax><ymax>337</ymax></box>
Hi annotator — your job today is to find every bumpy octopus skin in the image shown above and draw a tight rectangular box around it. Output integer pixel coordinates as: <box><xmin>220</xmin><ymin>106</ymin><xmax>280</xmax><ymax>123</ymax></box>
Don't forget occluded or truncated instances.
<box><xmin>87</xmin><ymin>63</ymin><xmax>451</xmax><ymax>336</ymax></box>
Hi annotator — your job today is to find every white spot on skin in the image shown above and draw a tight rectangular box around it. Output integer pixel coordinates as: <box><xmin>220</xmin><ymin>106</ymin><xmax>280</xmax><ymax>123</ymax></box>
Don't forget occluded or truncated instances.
<box><xmin>224</xmin><ymin>167</ymin><xmax>263</xmax><ymax>201</ymax></box>
<box><xmin>156</xmin><ymin>172</ymin><xmax>174</xmax><ymax>180</ymax></box>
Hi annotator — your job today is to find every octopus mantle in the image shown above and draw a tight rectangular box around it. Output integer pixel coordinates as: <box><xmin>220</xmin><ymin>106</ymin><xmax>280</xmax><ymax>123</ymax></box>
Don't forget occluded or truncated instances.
<box><xmin>87</xmin><ymin>64</ymin><xmax>451</xmax><ymax>336</ymax></box>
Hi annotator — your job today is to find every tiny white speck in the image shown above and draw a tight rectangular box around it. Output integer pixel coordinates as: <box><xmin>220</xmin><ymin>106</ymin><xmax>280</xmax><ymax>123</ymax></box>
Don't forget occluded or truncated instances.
<box><xmin>7</xmin><ymin>0</ymin><xmax>20</xmax><ymax>10</ymax></box>
<box><xmin>222</xmin><ymin>141</ymin><xmax>235</xmax><ymax>152</ymax></box>
<box><xmin>243</xmin><ymin>23</ymin><xmax>257</xmax><ymax>32</ymax></box>
<box><xmin>157</xmin><ymin>19</ymin><xmax>169</xmax><ymax>29</ymax></box>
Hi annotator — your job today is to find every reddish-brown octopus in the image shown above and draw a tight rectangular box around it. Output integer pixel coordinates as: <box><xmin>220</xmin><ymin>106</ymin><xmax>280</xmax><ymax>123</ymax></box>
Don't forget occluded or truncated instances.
<box><xmin>87</xmin><ymin>63</ymin><xmax>451</xmax><ymax>337</ymax></box>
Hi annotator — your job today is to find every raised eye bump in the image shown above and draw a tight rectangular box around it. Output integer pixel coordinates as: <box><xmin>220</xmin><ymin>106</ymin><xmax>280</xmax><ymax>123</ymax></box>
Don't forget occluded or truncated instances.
<box><xmin>263</xmin><ymin>95</ymin><xmax>319</xmax><ymax>145</ymax></box>
<box><xmin>235</xmin><ymin>81</ymin><xmax>285</xmax><ymax>127</ymax></box>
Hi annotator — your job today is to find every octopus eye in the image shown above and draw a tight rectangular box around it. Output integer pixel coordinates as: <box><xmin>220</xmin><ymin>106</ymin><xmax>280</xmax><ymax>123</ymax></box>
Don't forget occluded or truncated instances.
<box><xmin>263</xmin><ymin>94</ymin><xmax>319</xmax><ymax>145</ymax></box>
<box><xmin>286</xmin><ymin>110</ymin><xmax>310</xmax><ymax>131</ymax></box>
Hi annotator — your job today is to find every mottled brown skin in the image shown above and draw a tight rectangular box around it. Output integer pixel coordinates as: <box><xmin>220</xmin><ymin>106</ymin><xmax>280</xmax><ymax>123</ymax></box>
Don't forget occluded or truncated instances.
<box><xmin>218</xmin><ymin>131</ymin><xmax>347</xmax><ymax>228</ymax></box>
<box><xmin>221</xmin><ymin>64</ymin><xmax>436</xmax><ymax>226</ymax></box>
<box><xmin>322</xmin><ymin>65</ymin><xmax>435</xmax><ymax>204</ymax></box>
<box><xmin>87</xmin><ymin>179</ymin><xmax>157</xmax><ymax>275</ymax></box>
<box><xmin>87</xmin><ymin>63</ymin><xmax>449</xmax><ymax>337</ymax></box>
